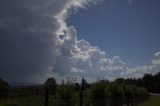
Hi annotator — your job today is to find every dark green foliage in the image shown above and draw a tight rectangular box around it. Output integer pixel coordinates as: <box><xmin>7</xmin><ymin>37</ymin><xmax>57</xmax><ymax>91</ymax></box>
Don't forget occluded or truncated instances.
<box><xmin>0</xmin><ymin>75</ymin><xmax>152</xmax><ymax>106</ymax></box>
<box><xmin>89</xmin><ymin>82</ymin><xmax>149</xmax><ymax>106</ymax></box>
<box><xmin>107</xmin><ymin>84</ymin><xmax>124</xmax><ymax>106</ymax></box>
<box><xmin>90</xmin><ymin>82</ymin><xmax>108</xmax><ymax>106</ymax></box>
<box><xmin>119</xmin><ymin>72</ymin><xmax>160</xmax><ymax>94</ymax></box>
<box><xmin>115</xmin><ymin>78</ymin><xmax>126</xmax><ymax>84</ymax></box>
<box><xmin>44</xmin><ymin>77</ymin><xmax>57</xmax><ymax>95</ymax></box>
<box><xmin>79</xmin><ymin>78</ymin><xmax>89</xmax><ymax>106</ymax></box>
<box><xmin>43</xmin><ymin>77</ymin><xmax>57</xmax><ymax>106</ymax></box>
<box><xmin>10</xmin><ymin>85</ymin><xmax>43</xmax><ymax>97</ymax></box>
<box><xmin>79</xmin><ymin>78</ymin><xmax>84</xmax><ymax>106</ymax></box>
<box><xmin>0</xmin><ymin>79</ymin><xmax>10</xmax><ymax>97</ymax></box>
<box><xmin>57</xmin><ymin>84</ymin><xmax>75</xmax><ymax>106</ymax></box>
<box><xmin>44</xmin><ymin>89</ymin><xmax>49</xmax><ymax>106</ymax></box>
<box><xmin>73</xmin><ymin>83</ymin><xmax>80</xmax><ymax>91</ymax></box>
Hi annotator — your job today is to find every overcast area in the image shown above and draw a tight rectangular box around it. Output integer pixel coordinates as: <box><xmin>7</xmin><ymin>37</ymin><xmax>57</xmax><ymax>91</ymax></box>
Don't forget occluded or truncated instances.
<box><xmin>0</xmin><ymin>0</ymin><xmax>160</xmax><ymax>83</ymax></box>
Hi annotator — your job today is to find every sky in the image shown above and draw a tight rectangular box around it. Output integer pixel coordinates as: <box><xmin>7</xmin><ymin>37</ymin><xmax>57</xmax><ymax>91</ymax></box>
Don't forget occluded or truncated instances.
<box><xmin>67</xmin><ymin>0</ymin><xmax>160</xmax><ymax>67</ymax></box>
<box><xmin>0</xmin><ymin>0</ymin><xmax>160</xmax><ymax>83</ymax></box>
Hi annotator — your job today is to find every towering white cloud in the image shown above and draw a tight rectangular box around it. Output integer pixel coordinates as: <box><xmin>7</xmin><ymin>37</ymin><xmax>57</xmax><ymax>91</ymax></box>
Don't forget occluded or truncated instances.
<box><xmin>0</xmin><ymin>0</ymin><xmax>159</xmax><ymax>83</ymax></box>
<box><xmin>0</xmin><ymin>0</ymin><xmax>106</xmax><ymax>82</ymax></box>
<box><xmin>53</xmin><ymin>25</ymin><xmax>127</xmax><ymax>82</ymax></box>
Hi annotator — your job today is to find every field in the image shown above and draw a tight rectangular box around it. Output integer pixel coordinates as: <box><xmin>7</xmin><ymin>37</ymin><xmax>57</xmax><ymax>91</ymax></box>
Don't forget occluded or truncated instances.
<box><xmin>0</xmin><ymin>95</ymin><xmax>76</xmax><ymax>106</ymax></box>
<box><xmin>139</xmin><ymin>95</ymin><xmax>160</xmax><ymax>106</ymax></box>
<box><xmin>0</xmin><ymin>95</ymin><xmax>160</xmax><ymax>106</ymax></box>
<box><xmin>0</xmin><ymin>96</ymin><xmax>44</xmax><ymax>106</ymax></box>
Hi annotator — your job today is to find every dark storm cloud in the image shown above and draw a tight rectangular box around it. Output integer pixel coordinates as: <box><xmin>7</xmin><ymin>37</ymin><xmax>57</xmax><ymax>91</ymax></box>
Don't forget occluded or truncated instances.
<box><xmin>0</xmin><ymin>0</ymin><xmax>101</xmax><ymax>82</ymax></box>
<box><xmin>1</xmin><ymin>0</ymin><xmax>159</xmax><ymax>83</ymax></box>
<box><xmin>0</xmin><ymin>0</ymin><xmax>63</xmax><ymax>81</ymax></box>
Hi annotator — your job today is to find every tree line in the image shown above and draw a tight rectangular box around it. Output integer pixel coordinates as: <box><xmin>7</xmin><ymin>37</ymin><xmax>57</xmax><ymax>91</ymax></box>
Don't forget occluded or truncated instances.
<box><xmin>0</xmin><ymin>75</ymin><xmax>151</xmax><ymax>106</ymax></box>
<box><xmin>54</xmin><ymin>78</ymin><xmax>149</xmax><ymax>106</ymax></box>
<box><xmin>114</xmin><ymin>72</ymin><xmax>160</xmax><ymax>93</ymax></box>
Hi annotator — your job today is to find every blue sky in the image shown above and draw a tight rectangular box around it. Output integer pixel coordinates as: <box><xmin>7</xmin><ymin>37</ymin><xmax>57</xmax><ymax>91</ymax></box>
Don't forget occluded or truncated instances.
<box><xmin>1</xmin><ymin>0</ymin><xmax>160</xmax><ymax>82</ymax></box>
<box><xmin>67</xmin><ymin>0</ymin><xmax>160</xmax><ymax>67</ymax></box>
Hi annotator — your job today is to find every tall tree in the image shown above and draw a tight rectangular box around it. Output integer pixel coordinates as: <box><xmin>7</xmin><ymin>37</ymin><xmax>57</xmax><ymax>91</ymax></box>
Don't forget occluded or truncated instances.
<box><xmin>43</xmin><ymin>77</ymin><xmax>57</xmax><ymax>106</ymax></box>
<box><xmin>44</xmin><ymin>77</ymin><xmax>57</xmax><ymax>95</ymax></box>
<box><xmin>0</xmin><ymin>78</ymin><xmax>10</xmax><ymax>97</ymax></box>
<box><xmin>80</xmin><ymin>78</ymin><xmax>85</xmax><ymax>106</ymax></box>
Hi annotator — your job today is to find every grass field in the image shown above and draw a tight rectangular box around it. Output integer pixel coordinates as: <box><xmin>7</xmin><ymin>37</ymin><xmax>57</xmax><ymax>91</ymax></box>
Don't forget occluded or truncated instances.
<box><xmin>139</xmin><ymin>95</ymin><xmax>160</xmax><ymax>106</ymax></box>
<box><xmin>0</xmin><ymin>95</ymin><xmax>160</xmax><ymax>106</ymax></box>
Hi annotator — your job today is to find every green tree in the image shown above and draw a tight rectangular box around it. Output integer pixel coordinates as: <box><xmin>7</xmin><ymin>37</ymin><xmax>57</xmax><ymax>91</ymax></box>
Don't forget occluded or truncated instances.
<box><xmin>57</xmin><ymin>84</ymin><xmax>75</xmax><ymax>106</ymax></box>
<box><xmin>107</xmin><ymin>84</ymin><xmax>124</xmax><ymax>106</ymax></box>
<box><xmin>44</xmin><ymin>77</ymin><xmax>57</xmax><ymax>95</ymax></box>
<box><xmin>142</xmin><ymin>73</ymin><xmax>153</xmax><ymax>92</ymax></box>
<box><xmin>90</xmin><ymin>82</ymin><xmax>107</xmax><ymax>106</ymax></box>
<box><xmin>0</xmin><ymin>78</ymin><xmax>10</xmax><ymax>97</ymax></box>
<box><xmin>43</xmin><ymin>77</ymin><xmax>57</xmax><ymax>106</ymax></box>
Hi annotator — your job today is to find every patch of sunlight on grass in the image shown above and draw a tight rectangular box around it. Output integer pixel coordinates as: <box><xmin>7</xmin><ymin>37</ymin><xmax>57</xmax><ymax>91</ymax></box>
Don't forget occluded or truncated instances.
<box><xmin>139</xmin><ymin>95</ymin><xmax>160</xmax><ymax>106</ymax></box>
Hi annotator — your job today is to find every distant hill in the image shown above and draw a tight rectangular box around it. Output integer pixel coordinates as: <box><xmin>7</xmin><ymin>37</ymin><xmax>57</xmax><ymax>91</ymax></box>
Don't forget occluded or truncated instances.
<box><xmin>9</xmin><ymin>82</ymin><xmax>41</xmax><ymax>86</ymax></box>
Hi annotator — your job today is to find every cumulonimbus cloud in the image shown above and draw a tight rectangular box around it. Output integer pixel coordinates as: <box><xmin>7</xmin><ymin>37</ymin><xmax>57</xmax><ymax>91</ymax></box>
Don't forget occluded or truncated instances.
<box><xmin>0</xmin><ymin>0</ymin><xmax>159</xmax><ymax>83</ymax></box>
<box><xmin>0</xmin><ymin>0</ymin><xmax>104</xmax><ymax>82</ymax></box>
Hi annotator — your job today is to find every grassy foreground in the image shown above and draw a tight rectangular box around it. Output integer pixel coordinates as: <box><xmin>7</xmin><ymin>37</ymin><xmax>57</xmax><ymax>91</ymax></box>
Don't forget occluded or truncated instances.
<box><xmin>139</xmin><ymin>95</ymin><xmax>160</xmax><ymax>106</ymax></box>
<box><xmin>0</xmin><ymin>95</ymin><xmax>160</xmax><ymax>106</ymax></box>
